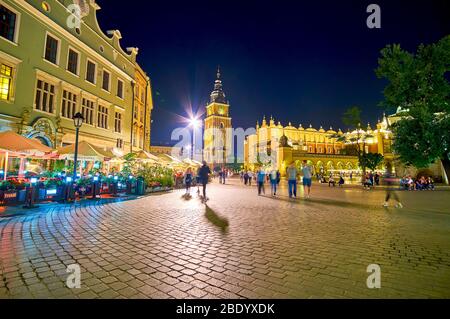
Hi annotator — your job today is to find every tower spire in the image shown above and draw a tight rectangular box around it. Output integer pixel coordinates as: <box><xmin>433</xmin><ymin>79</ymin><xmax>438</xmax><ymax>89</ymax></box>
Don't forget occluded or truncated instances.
<box><xmin>210</xmin><ymin>66</ymin><xmax>227</xmax><ymax>104</ymax></box>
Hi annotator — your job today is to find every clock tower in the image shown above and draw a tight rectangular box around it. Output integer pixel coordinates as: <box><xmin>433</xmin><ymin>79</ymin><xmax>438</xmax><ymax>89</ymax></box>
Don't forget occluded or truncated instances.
<box><xmin>203</xmin><ymin>67</ymin><xmax>233</xmax><ymax>166</ymax></box>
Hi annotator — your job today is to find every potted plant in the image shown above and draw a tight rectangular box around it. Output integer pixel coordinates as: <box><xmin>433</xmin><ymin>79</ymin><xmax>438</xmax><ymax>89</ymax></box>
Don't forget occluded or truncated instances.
<box><xmin>44</xmin><ymin>178</ymin><xmax>64</xmax><ymax>201</ymax></box>
<box><xmin>76</xmin><ymin>178</ymin><xmax>91</xmax><ymax>198</ymax></box>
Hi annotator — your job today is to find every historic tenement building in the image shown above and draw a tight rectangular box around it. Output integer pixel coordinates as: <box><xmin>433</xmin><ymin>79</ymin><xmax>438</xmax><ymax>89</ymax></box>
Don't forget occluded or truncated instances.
<box><xmin>244</xmin><ymin>114</ymin><xmax>395</xmax><ymax>176</ymax></box>
<box><xmin>0</xmin><ymin>0</ymin><xmax>153</xmax><ymax>154</ymax></box>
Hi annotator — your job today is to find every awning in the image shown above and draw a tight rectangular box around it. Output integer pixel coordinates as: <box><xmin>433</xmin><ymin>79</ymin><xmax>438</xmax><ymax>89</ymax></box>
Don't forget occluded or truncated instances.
<box><xmin>0</xmin><ymin>131</ymin><xmax>53</xmax><ymax>156</ymax></box>
<box><xmin>57</xmin><ymin>141</ymin><xmax>116</xmax><ymax>162</ymax></box>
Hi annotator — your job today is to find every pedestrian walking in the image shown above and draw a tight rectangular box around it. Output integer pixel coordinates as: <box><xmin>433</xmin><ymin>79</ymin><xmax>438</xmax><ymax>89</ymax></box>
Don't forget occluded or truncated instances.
<box><xmin>383</xmin><ymin>165</ymin><xmax>403</xmax><ymax>208</ymax></box>
<box><xmin>269</xmin><ymin>168</ymin><xmax>278</xmax><ymax>196</ymax></box>
<box><xmin>257</xmin><ymin>169</ymin><xmax>266</xmax><ymax>196</ymax></box>
<box><xmin>286</xmin><ymin>163</ymin><xmax>298</xmax><ymax>198</ymax></box>
<box><xmin>184</xmin><ymin>167</ymin><xmax>193</xmax><ymax>195</ymax></box>
<box><xmin>222</xmin><ymin>168</ymin><xmax>227</xmax><ymax>185</ymax></box>
<box><xmin>301</xmin><ymin>160</ymin><xmax>313</xmax><ymax>198</ymax></box>
<box><xmin>244</xmin><ymin>171</ymin><xmax>249</xmax><ymax>185</ymax></box>
<box><xmin>198</xmin><ymin>161</ymin><xmax>211</xmax><ymax>202</ymax></box>
<box><xmin>248</xmin><ymin>171</ymin><xmax>253</xmax><ymax>186</ymax></box>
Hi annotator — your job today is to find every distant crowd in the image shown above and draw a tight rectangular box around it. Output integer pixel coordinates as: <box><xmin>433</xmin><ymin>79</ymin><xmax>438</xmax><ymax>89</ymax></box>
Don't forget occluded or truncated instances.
<box><xmin>400</xmin><ymin>176</ymin><xmax>435</xmax><ymax>191</ymax></box>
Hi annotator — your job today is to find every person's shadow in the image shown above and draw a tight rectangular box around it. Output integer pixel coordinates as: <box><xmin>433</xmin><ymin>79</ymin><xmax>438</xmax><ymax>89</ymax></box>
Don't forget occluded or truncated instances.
<box><xmin>205</xmin><ymin>204</ymin><xmax>229</xmax><ymax>234</ymax></box>
<box><xmin>181</xmin><ymin>193</ymin><xmax>192</xmax><ymax>201</ymax></box>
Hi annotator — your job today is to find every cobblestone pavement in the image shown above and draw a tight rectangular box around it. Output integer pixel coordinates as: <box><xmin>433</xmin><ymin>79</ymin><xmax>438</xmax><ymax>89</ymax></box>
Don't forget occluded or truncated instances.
<box><xmin>1</xmin><ymin>179</ymin><xmax>450</xmax><ymax>299</ymax></box>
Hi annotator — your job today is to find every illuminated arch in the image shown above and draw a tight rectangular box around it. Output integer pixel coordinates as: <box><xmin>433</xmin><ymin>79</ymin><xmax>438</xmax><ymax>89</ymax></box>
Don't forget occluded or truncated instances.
<box><xmin>326</xmin><ymin>161</ymin><xmax>334</xmax><ymax>171</ymax></box>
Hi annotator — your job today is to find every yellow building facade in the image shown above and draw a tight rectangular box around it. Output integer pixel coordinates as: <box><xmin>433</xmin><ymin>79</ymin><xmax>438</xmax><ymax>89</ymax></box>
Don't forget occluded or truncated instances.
<box><xmin>132</xmin><ymin>64</ymin><xmax>153</xmax><ymax>152</ymax></box>
<box><xmin>244</xmin><ymin>115</ymin><xmax>395</xmax><ymax>176</ymax></box>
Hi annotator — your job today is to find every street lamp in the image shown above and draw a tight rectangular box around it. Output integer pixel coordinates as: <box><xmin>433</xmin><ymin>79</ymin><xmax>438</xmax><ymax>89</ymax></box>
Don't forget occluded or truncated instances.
<box><xmin>73</xmin><ymin>112</ymin><xmax>84</xmax><ymax>180</ymax></box>
<box><xmin>189</xmin><ymin>117</ymin><xmax>201</xmax><ymax>160</ymax></box>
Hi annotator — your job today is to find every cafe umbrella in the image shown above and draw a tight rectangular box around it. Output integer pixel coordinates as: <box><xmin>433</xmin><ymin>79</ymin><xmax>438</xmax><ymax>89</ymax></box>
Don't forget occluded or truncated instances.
<box><xmin>0</xmin><ymin>131</ymin><xmax>54</xmax><ymax>180</ymax></box>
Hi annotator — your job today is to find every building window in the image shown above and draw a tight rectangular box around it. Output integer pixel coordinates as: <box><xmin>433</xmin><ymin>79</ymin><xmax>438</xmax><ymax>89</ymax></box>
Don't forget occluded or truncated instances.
<box><xmin>35</xmin><ymin>79</ymin><xmax>55</xmax><ymax>113</ymax></box>
<box><xmin>0</xmin><ymin>64</ymin><xmax>13</xmax><ymax>100</ymax></box>
<box><xmin>140</xmin><ymin>106</ymin><xmax>145</xmax><ymax>123</ymax></box>
<box><xmin>0</xmin><ymin>5</ymin><xmax>17</xmax><ymax>42</ymax></box>
<box><xmin>132</xmin><ymin>125</ymin><xmax>137</xmax><ymax>147</ymax></box>
<box><xmin>116</xmin><ymin>138</ymin><xmax>124</xmax><ymax>149</ymax></box>
<box><xmin>139</xmin><ymin>127</ymin><xmax>144</xmax><ymax>149</ymax></box>
<box><xmin>114</xmin><ymin>112</ymin><xmax>122</xmax><ymax>133</ymax></box>
<box><xmin>117</xmin><ymin>79</ymin><xmax>124</xmax><ymax>99</ymax></box>
<box><xmin>102</xmin><ymin>70</ymin><xmax>110</xmax><ymax>91</ymax></box>
<box><xmin>61</xmin><ymin>90</ymin><xmax>77</xmax><ymax>119</ymax></box>
<box><xmin>81</xmin><ymin>98</ymin><xmax>95</xmax><ymax>125</ymax></box>
<box><xmin>67</xmin><ymin>49</ymin><xmax>79</xmax><ymax>75</ymax></box>
<box><xmin>44</xmin><ymin>34</ymin><xmax>59</xmax><ymax>65</ymax></box>
<box><xmin>97</xmin><ymin>105</ymin><xmax>109</xmax><ymax>129</ymax></box>
<box><xmin>86</xmin><ymin>60</ymin><xmax>96</xmax><ymax>84</ymax></box>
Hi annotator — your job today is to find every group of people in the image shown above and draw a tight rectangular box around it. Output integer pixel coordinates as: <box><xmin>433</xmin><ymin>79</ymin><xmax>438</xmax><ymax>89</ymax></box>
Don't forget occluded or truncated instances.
<box><xmin>182</xmin><ymin>161</ymin><xmax>437</xmax><ymax>209</ymax></box>
<box><xmin>251</xmin><ymin>160</ymin><xmax>314</xmax><ymax>199</ymax></box>
<box><xmin>363</xmin><ymin>172</ymin><xmax>382</xmax><ymax>189</ymax></box>
<box><xmin>241</xmin><ymin>171</ymin><xmax>255</xmax><ymax>186</ymax></box>
<box><xmin>217</xmin><ymin>169</ymin><xmax>229</xmax><ymax>185</ymax></box>
<box><xmin>400</xmin><ymin>176</ymin><xmax>435</xmax><ymax>191</ymax></box>
<box><xmin>319</xmin><ymin>174</ymin><xmax>345</xmax><ymax>187</ymax></box>
<box><xmin>182</xmin><ymin>161</ymin><xmax>211</xmax><ymax>202</ymax></box>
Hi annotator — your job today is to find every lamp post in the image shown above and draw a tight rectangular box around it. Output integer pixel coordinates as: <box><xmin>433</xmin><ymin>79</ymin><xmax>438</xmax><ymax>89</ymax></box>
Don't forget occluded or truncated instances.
<box><xmin>73</xmin><ymin>112</ymin><xmax>84</xmax><ymax>180</ymax></box>
<box><xmin>189</xmin><ymin>117</ymin><xmax>201</xmax><ymax>161</ymax></box>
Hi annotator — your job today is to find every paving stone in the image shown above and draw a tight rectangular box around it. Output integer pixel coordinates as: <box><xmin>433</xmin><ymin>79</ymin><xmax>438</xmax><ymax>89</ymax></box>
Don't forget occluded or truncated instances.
<box><xmin>0</xmin><ymin>181</ymin><xmax>449</xmax><ymax>299</ymax></box>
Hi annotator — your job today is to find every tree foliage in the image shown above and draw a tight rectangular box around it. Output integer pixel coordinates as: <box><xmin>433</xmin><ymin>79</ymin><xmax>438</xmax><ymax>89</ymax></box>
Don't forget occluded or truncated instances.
<box><xmin>342</xmin><ymin>106</ymin><xmax>362</xmax><ymax>128</ymax></box>
<box><xmin>375</xmin><ymin>36</ymin><xmax>450</xmax><ymax>114</ymax></box>
<box><xmin>360</xmin><ymin>153</ymin><xmax>384</xmax><ymax>172</ymax></box>
<box><xmin>376</xmin><ymin>35</ymin><xmax>450</xmax><ymax>169</ymax></box>
<box><xmin>331</xmin><ymin>106</ymin><xmax>373</xmax><ymax>172</ymax></box>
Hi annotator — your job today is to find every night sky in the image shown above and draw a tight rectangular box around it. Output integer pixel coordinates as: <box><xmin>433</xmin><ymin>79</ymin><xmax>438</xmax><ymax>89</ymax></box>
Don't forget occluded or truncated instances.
<box><xmin>96</xmin><ymin>0</ymin><xmax>449</xmax><ymax>145</ymax></box>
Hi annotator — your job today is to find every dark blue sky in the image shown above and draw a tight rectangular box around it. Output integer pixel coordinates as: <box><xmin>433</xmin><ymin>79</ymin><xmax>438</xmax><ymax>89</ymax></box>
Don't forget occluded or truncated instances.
<box><xmin>96</xmin><ymin>0</ymin><xmax>449</xmax><ymax>145</ymax></box>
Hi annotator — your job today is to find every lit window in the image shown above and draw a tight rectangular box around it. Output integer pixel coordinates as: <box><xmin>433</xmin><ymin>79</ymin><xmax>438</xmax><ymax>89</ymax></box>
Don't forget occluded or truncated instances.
<box><xmin>0</xmin><ymin>64</ymin><xmax>13</xmax><ymax>100</ymax></box>
<box><xmin>41</xmin><ymin>2</ymin><xmax>51</xmax><ymax>12</ymax></box>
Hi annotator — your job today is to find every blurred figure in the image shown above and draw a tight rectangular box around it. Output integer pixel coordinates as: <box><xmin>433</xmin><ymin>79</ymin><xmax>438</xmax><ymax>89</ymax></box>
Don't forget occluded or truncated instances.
<box><xmin>287</xmin><ymin>163</ymin><xmax>298</xmax><ymax>198</ymax></box>
<box><xmin>269</xmin><ymin>168</ymin><xmax>278</xmax><ymax>196</ymax></box>
<box><xmin>383</xmin><ymin>165</ymin><xmax>403</xmax><ymax>208</ymax></box>
<box><xmin>257</xmin><ymin>169</ymin><xmax>266</xmax><ymax>196</ymax></box>
<box><xmin>302</xmin><ymin>160</ymin><xmax>313</xmax><ymax>198</ymax></box>
<box><xmin>184</xmin><ymin>167</ymin><xmax>193</xmax><ymax>195</ymax></box>
<box><xmin>198</xmin><ymin>161</ymin><xmax>211</xmax><ymax>202</ymax></box>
